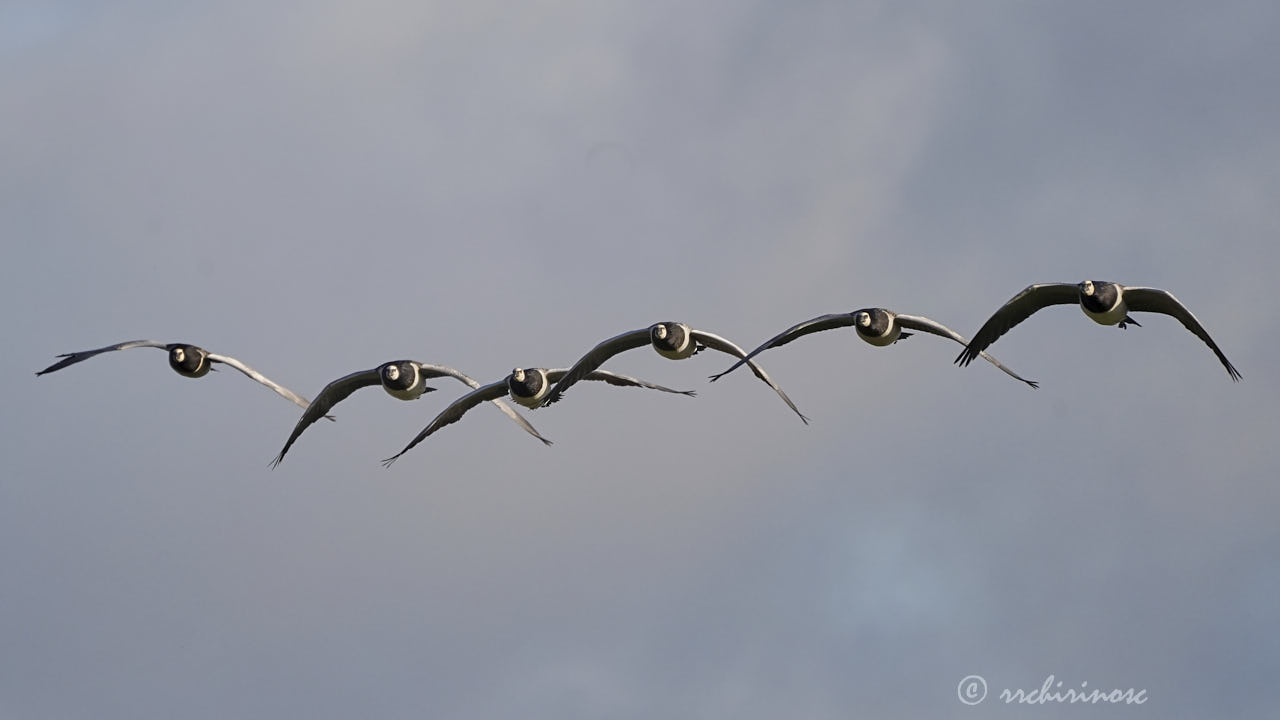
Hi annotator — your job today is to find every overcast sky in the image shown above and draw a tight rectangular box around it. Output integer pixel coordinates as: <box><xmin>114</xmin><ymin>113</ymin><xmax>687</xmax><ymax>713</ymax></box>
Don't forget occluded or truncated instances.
<box><xmin>3</xmin><ymin>1</ymin><xmax>1278</xmax><ymax>718</ymax></box>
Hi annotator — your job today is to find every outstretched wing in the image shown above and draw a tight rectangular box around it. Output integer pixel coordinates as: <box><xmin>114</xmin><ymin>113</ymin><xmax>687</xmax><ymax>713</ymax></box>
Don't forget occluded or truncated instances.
<box><xmin>270</xmin><ymin>368</ymin><xmax>381</xmax><ymax>468</ymax></box>
<box><xmin>206</xmin><ymin>352</ymin><xmax>317</xmax><ymax>409</ymax></box>
<box><xmin>542</xmin><ymin>328</ymin><xmax>652</xmax><ymax>405</ymax></box>
<box><xmin>692</xmin><ymin>330</ymin><xmax>809</xmax><ymax>424</ymax></box>
<box><xmin>955</xmin><ymin>283</ymin><xmax>1079</xmax><ymax>366</ymax></box>
<box><xmin>381</xmin><ymin>380</ymin><xmax>513</xmax><ymax>466</ymax></box>
<box><xmin>415</xmin><ymin>364</ymin><xmax>489</xmax><ymax>387</ymax></box>
<box><xmin>894</xmin><ymin>314</ymin><xmax>1038</xmax><ymax>388</ymax></box>
<box><xmin>549</xmin><ymin>368</ymin><xmax>696</xmax><ymax>397</ymax></box>
<box><xmin>708</xmin><ymin>313</ymin><xmax>857</xmax><ymax>382</ymax></box>
<box><xmin>1121</xmin><ymin>287</ymin><xmax>1241</xmax><ymax>381</ymax></box>
<box><xmin>416</xmin><ymin>363</ymin><xmax>552</xmax><ymax>445</ymax></box>
<box><xmin>35</xmin><ymin>340</ymin><xmax>168</xmax><ymax>375</ymax></box>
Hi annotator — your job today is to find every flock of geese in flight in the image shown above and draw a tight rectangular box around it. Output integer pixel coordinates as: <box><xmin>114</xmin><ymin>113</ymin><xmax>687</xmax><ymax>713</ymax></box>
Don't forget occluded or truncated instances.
<box><xmin>36</xmin><ymin>281</ymin><xmax>1241</xmax><ymax>467</ymax></box>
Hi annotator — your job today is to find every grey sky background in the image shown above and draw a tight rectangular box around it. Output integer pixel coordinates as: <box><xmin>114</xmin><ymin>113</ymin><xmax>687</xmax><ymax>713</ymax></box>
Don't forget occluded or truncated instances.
<box><xmin>3</xmin><ymin>1</ymin><xmax>1278</xmax><ymax>718</ymax></box>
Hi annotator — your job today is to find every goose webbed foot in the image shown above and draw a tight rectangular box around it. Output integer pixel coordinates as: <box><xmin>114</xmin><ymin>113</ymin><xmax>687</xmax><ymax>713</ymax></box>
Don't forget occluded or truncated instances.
<box><xmin>1118</xmin><ymin>316</ymin><xmax>1142</xmax><ymax>329</ymax></box>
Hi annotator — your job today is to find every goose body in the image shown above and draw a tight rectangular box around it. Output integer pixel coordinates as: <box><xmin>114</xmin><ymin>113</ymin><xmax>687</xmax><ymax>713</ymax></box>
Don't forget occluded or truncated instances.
<box><xmin>854</xmin><ymin>308</ymin><xmax>906</xmax><ymax>347</ymax></box>
<box><xmin>381</xmin><ymin>367</ymin><xmax>695</xmax><ymax>466</ymax></box>
<box><xmin>541</xmin><ymin>321</ymin><xmax>809</xmax><ymax>423</ymax></box>
<box><xmin>955</xmin><ymin>281</ymin><xmax>1240</xmax><ymax>381</ymax></box>
<box><xmin>507</xmin><ymin>367</ymin><xmax>556</xmax><ymax>407</ymax></box>
<box><xmin>650</xmin><ymin>322</ymin><xmax>700</xmax><ymax>359</ymax></box>
<box><xmin>378</xmin><ymin>361</ymin><xmax>431</xmax><ymax>401</ymax></box>
<box><xmin>709</xmin><ymin>308</ymin><xmax>1037</xmax><ymax>387</ymax></box>
<box><xmin>167</xmin><ymin>344</ymin><xmax>213</xmax><ymax>377</ymax></box>
<box><xmin>271</xmin><ymin>361</ymin><xmax>551</xmax><ymax>467</ymax></box>
<box><xmin>1077</xmin><ymin>281</ymin><xmax>1133</xmax><ymax>326</ymax></box>
<box><xmin>36</xmin><ymin>339</ymin><xmax>316</xmax><ymax>409</ymax></box>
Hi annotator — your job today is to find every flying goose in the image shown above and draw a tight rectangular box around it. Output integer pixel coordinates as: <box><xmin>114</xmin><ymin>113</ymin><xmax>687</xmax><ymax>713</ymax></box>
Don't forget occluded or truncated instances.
<box><xmin>381</xmin><ymin>367</ymin><xmax>695</xmax><ymax>466</ymax></box>
<box><xmin>540</xmin><ymin>322</ymin><xmax>809</xmax><ymax>423</ymax></box>
<box><xmin>954</xmin><ymin>281</ymin><xmax>1241</xmax><ymax>381</ymax></box>
<box><xmin>271</xmin><ymin>361</ymin><xmax>552</xmax><ymax>467</ymax></box>
<box><xmin>36</xmin><ymin>340</ymin><xmax>317</xmax><ymax>409</ymax></box>
<box><xmin>709</xmin><ymin>308</ymin><xmax>1038</xmax><ymax>387</ymax></box>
